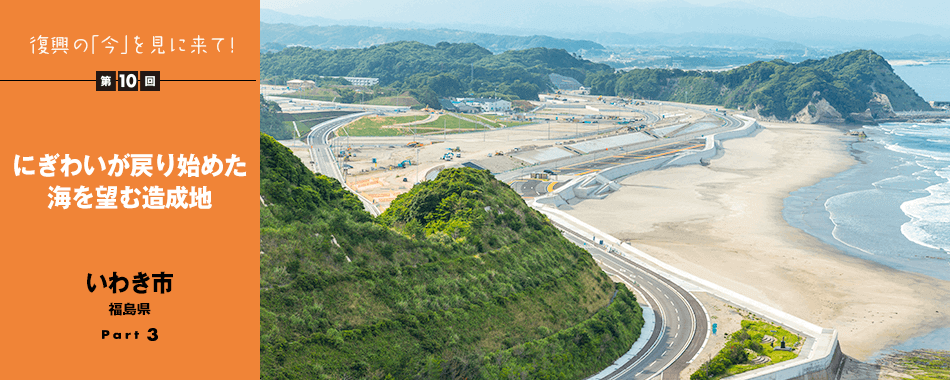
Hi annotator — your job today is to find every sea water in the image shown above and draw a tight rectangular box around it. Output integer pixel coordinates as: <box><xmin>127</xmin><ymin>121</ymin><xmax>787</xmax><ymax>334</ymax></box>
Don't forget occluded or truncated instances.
<box><xmin>782</xmin><ymin>64</ymin><xmax>950</xmax><ymax>359</ymax></box>
<box><xmin>783</xmin><ymin>121</ymin><xmax>950</xmax><ymax>360</ymax></box>
<box><xmin>784</xmin><ymin>121</ymin><xmax>950</xmax><ymax>280</ymax></box>
<box><xmin>893</xmin><ymin>64</ymin><xmax>950</xmax><ymax>103</ymax></box>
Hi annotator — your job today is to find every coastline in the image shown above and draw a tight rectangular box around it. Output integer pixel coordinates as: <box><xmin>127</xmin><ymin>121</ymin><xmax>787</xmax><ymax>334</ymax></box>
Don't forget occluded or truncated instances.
<box><xmin>563</xmin><ymin>121</ymin><xmax>950</xmax><ymax>361</ymax></box>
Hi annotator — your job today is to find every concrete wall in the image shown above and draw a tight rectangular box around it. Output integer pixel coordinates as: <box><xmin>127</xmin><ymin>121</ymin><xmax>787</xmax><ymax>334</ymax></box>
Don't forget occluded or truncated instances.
<box><xmin>725</xmin><ymin>330</ymin><xmax>844</xmax><ymax>380</ymax></box>
<box><xmin>537</xmin><ymin>117</ymin><xmax>762</xmax><ymax>204</ymax></box>
<box><xmin>535</xmin><ymin>115</ymin><xmax>844</xmax><ymax>380</ymax></box>
<box><xmin>538</xmin><ymin>206</ymin><xmax>844</xmax><ymax>380</ymax></box>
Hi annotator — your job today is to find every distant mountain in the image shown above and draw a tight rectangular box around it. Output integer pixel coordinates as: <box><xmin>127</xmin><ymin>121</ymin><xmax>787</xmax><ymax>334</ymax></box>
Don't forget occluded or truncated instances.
<box><xmin>262</xmin><ymin>4</ymin><xmax>950</xmax><ymax>53</ymax></box>
<box><xmin>260</xmin><ymin>22</ymin><xmax>606</xmax><ymax>54</ymax></box>
<box><xmin>260</xmin><ymin>8</ymin><xmax>337</xmax><ymax>26</ymax></box>
<box><xmin>586</xmin><ymin>50</ymin><xmax>933</xmax><ymax>122</ymax></box>
<box><xmin>260</xmin><ymin>41</ymin><xmax>612</xmax><ymax>105</ymax></box>
<box><xmin>594</xmin><ymin>32</ymin><xmax>808</xmax><ymax>52</ymax></box>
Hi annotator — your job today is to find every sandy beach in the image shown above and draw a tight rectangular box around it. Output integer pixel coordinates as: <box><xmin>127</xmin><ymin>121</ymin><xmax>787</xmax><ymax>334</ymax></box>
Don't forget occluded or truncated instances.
<box><xmin>565</xmin><ymin>121</ymin><xmax>950</xmax><ymax>361</ymax></box>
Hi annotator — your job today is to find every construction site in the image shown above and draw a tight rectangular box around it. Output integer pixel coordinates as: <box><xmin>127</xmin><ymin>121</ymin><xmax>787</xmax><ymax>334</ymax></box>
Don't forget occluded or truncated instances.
<box><xmin>277</xmin><ymin>93</ymin><xmax>738</xmax><ymax>212</ymax></box>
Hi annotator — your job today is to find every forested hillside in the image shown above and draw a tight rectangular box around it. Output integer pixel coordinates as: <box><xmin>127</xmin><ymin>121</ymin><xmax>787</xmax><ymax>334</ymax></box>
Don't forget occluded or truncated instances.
<box><xmin>260</xmin><ymin>41</ymin><xmax>612</xmax><ymax>104</ymax></box>
<box><xmin>586</xmin><ymin>50</ymin><xmax>932</xmax><ymax>121</ymax></box>
<box><xmin>263</xmin><ymin>41</ymin><xmax>922</xmax><ymax>122</ymax></box>
<box><xmin>260</xmin><ymin>22</ymin><xmax>606</xmax><ymax>54</ymax></box>
<box><xmin>259</xmin><ymin>133</ymin><xmax>644</xmax><ymax>379</ymax></box>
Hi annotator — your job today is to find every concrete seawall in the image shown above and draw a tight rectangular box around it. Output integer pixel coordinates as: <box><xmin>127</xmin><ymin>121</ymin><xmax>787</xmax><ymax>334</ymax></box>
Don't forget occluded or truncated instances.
<box><xmin>537</xmin><ymin>115</ymin><xmax>762</xmax><ymax>207</ymax></box>
<box><xmin>726</xmin><ymin>330</ymin><xmax>844</xmax><ymax>380</ymax></box>
<box><xmin>539</xmin><ymin>208</ymin><xmax>843</xmax><ymax>380</ymax></box>
<box><xmin>535</xmin><ymin>114</ymin><xmax>845</xmax><ymax>380</ymax></box>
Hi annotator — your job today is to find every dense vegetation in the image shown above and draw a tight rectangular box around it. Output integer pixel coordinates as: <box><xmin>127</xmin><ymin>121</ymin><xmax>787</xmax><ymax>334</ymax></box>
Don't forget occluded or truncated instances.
<box><xmin>261</xmin><ymin>23</ymin><xmax>606</xmax><ymax>54</ymax></box>
<box><xmin>260</xmin><ymin>95</ymin><xmax>357</xmax><ymax>139</ymax></box>
<box><xmin>892</xmin><ymin>350</ymin><xmax>950</xmax><ymax>380</ymax></box>
<box><xmin>261</xmin><ymin>95</ymin><xmax>289</xmax><ymax>139</ymax></box>
<box><xmin>260</xmin><ymin>41</ymin><xmax>612</xmax><ymax>107</ymax></box>
<box><xmin>260</xmin><ymin>133</ymin><xmax>643</xmax><ymax>379</ymax></box>
<box><xmin>690</xmin><ymin>320</ymin><xmax>800</xmax><ymax>380</ymax></box>
<box><xmin>587</xmin><ymin>50</ymin><xmax>932</xmax><ymax>120</ymax></box>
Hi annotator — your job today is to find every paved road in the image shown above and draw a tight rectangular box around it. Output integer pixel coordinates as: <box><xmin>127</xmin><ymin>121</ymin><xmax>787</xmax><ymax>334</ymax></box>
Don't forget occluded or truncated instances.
<box><xmin>552</xmin><ymin>220</ymin><xmax>708</xmax><ymax>380</ymax></box>
<box><xmin>305</xmin><ymin>112</ymin><xmax>372</xmax><ymax>179</ymax></box>
<box><xmin>305</xmin><ymin>111</ymin><xmax>379</xmax><ymax>214</ymax></box>
<box><xmin>509</xmin><ymin>179</ymin><xmax>564</xmax><ymax>197</ymax></box>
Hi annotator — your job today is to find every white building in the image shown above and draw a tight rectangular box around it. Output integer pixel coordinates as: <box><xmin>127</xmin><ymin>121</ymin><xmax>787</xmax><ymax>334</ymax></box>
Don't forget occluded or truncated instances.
<box><xmin>343</xmin><ymin>77</ymin><xmax>380</xmax><ymax>86</ymax></box>
<box><xmin>459</xmin><ymin>97</ymin><xmax>512</xmax><ymax>112</ymax></box>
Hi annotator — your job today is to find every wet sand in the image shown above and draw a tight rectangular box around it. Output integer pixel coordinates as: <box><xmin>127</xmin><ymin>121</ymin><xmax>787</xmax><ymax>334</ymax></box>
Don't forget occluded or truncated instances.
<box><xmin>565</xmin><ymin>122</ymin><xmax>950</xmax><ymax>361</ymax></box>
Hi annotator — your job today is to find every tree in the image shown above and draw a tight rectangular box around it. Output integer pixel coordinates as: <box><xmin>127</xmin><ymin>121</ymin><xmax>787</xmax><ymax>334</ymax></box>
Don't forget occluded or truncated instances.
<box><xmin>260</xmin><ymin>95</ymin><xmax>288</xmax><ymax>139</ymax></box>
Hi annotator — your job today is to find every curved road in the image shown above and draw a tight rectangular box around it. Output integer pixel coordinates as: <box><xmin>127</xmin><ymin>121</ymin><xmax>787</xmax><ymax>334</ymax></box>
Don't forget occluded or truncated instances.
<box><xmin>305</xmin><ymin>111</ymin><xmax>379</xmax><ymax>215</ymax></box>
<box><xmin>304</xmin><ymin>100</ymin><xmax>714</xmax><ymax>378</ymax></box>
<box><xmin>553</xmin><ymin>220</ymin><xmax>708</xmax><ymax>380</ymax></box>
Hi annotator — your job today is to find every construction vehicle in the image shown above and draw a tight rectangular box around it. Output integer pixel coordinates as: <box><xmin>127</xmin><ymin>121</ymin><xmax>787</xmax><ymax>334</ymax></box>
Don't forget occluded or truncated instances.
<box><xmin>397</xmin><ymin>160</ymin><xmax>411</xmax><ymax>168</ymax></box>
<box><xmin>406</xmin><ymin>141</ymin><xmax>421</xmax><ymax>148</ymax></box>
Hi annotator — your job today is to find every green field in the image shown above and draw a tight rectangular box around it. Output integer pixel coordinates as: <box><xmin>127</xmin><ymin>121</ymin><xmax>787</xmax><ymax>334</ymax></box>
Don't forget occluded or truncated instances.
<box><xmin>342</xmin><ymin>114</ymin><xmax>492</xmax><ymax>137</ymax></box>
<box><xmin>480</xmin><ymin>114</ymin><xmax>535</xmax><ymax>127</ymax></box>
<box><xmin>365</xmin><ymin>95</ymin><xmax>422</xmax><ymax>107</ymax></box>
<box><xmin>281</xmin><ymin>87</ymin><xmax>340</xmax><ymax>101</ymax></box>
<box><xmin>341</xmin><ymin>115</ymin><xmax>430</xmax><ymax>137</ymax></box>
<box><xmin>411</xmin><ymin>115</ymin><xmax>489</xmax><ymax>134</ymax></box>
<box><xmin>277</xmin><ymin>111</ymin><xmax>356</xmax><ymax>138</ymax></box>
<box><xmin>692</xmin><ymin>320</ymin><xmax>801</xmax><ymax>380</ymax></box>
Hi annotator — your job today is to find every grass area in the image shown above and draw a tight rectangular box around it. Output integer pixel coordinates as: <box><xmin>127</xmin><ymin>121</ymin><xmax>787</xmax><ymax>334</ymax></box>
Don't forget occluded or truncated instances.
<box><xmin>411</xmin><ymin>115</ymin><xmax>489</xmax><ymax>134</ymax></box>
<box><xmin>281</xmin><ymin>87</ymin><xmax>339</xmax><ymax>101</ymax></box>
<box><xmin>275</xmin><ymin>111</ymin><xmax>356</xmax><ymax>138</ymax></box>
<box><xmin>480</xmin><ymin>114</ymin><xmax>535</xmax><ymax>127</ymax></box>
<box><xmin>365</xmin><ymin>95</ymin><xmax>421</xmax><ymax>107</ymax></box>
<box><xmin>897</xmin><ymin>350</ymin><xmax>950</xmax><ymax>380</ymax></box>
<box><xmin>259</xmin><ymin>138</ymin><xmax>648</xmax><ymax>379</ymax></box>
<box><xmin>341</xmin><ymin>115</ymin><xmax>430</xmax><ymax>137</ymax></box>
<box><xmin>691</xmin><ymin>319</ymin><xmax>801</xmax><ymax>380</ymax></box>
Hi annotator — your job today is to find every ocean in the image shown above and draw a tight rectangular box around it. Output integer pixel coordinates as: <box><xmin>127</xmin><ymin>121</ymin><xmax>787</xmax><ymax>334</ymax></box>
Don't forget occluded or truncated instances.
<box><xmin>784</xmin><ymin>121</ymin><xmax>950</xmax><ymax>280</ymax></box>
<box><xmin>782</xmin><ymin>64</ymin><xmax>950</xmax><ymax>358</ymax></box>
<box><xmin>893</xmin><ymin>63</ymin><xmax>950</xmax><ymax>103</ymax></box>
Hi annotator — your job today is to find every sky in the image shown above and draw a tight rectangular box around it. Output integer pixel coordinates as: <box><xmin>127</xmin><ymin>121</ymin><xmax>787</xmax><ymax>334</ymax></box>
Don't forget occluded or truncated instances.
<box><xmin>260</xmin><ymin>0</ymin><xmax>950</xmax><ymax>28</ymax></box>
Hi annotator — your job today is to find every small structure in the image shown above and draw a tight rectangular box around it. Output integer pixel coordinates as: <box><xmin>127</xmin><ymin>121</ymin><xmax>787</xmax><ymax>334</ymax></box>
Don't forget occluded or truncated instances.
<box><xmin>455</xmin><ymin>97</ymin><xmax>512</xmax><ymax>112</ymax></box>
<box><xmin>343</xmin><ymin>77</ymin><xmax>379</xmax><ymax>86</ymax></box>
<box><xmin>286</xmin><ymin>79</ymin><xmax>315</xmax><ymax>90</ymax></box>
<box><xmin>439</xmin><ymin>99</ymin><xmax>458</xmax><ymax>112</ymax></box>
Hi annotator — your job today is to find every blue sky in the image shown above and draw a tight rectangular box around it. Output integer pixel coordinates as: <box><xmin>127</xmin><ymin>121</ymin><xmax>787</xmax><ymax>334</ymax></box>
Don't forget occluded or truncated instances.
<box><xmin>260</xmin><ymin>0</ymin><xmax>950</xmax><ymax>28</ymax></box>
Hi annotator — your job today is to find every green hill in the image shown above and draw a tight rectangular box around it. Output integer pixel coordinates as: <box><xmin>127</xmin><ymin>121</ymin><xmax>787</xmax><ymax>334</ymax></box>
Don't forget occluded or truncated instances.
<box><xmin>259</xmin><ymin>133</ymin><xmax>644</xmax><ymax>379</ymax></box>
<box><xmin>587</xmin><ymin>49</ymin><xmax>932</xmax><ymax>121</ymax></box>
<box><xmin>260</xmin><ymin>41</ymin><xmax>612</xmax><ymax>104</ymax></box>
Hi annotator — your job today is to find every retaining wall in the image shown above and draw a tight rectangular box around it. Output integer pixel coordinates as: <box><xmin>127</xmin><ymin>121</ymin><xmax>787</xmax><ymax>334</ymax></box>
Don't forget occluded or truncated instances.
<box><xmin>539</xmin><ymin>207</ymin><xmax>843</xmax><ymax>380</ymax></box>
<box><xmin>726</xmin><ymin>330</ymin><xmax>844</xmax><ymax>380</ymax></box>
<box><xmin>537</xmin><ymin>117</ymin><xmax>762</xmax><ymax>205</ymax></box>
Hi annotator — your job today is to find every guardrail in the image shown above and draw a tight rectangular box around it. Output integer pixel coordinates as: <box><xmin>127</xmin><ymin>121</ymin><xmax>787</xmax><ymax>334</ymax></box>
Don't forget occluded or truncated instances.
<box><xmin>540</xmin><ymin>208</ymin><xmax>842</xmax><ymax>380</ymax></box>
<box><xmin>533</xmin><ymin>114</ymin><xmax>843</xmax><ymax>380</ymax></box>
